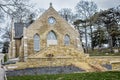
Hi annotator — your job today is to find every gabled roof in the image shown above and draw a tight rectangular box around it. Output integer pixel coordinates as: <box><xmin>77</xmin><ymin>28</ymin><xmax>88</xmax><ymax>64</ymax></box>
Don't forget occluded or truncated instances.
<box><xmin>27</xmin><ymin>3</ymin><xmax>79</xmax><ymax>37</ymax></box>
<box><xmin>14</xmin><ymin>23</ymin><xmax>30</xmax><ymax>39</ymax></box>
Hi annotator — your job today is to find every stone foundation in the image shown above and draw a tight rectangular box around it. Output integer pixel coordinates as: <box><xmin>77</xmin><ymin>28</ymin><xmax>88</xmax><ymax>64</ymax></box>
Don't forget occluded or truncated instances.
<box><xmin>6</xmin><ymin>65</ymin><xmax>85</xmax><ymax>76</ymax></box>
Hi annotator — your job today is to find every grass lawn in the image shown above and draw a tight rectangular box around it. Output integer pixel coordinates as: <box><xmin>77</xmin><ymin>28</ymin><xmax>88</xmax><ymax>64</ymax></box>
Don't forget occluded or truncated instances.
<box><xmin>7</xmin><ymin>71</ymin><xmax>120</xmax><ymax>80</ymax></box>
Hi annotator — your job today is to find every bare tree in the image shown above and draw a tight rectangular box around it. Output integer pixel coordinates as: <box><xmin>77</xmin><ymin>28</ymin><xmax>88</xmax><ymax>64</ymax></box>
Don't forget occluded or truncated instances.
<box><xmin>10</xmin><ymin>0</ymin><xmax>34</xmax><ymax>22</ymax></box>
<box><xmin>34</xmin><ymin>8</ymin><xmax>45</xmax><ymax>19</ymax></box>
<box><xmin>0</xmin><ymin>0</ymin><xmax>33</xmax><ymax>22</ymax></box>
<box><xmin>0</xmin><ymin>26</ymin><xmax>11</xmax><ymax>53</ymax></box>
<box><xmin>0</xmin><ymin>0</ymin><xmax>33</xmax><ymax>41</ymax></box>
<box><xmin>0</xmin><ymin>10</ymin><xmax>4</xmax><ymax>23</ymax></box>
<box><xmin>58</xmin><ymin>8</ymin><xmax>77</xmax><ymax>23</ymax></box>
<box><xmin>74</xmin><ymin>19</ymin><xmax>90</xmax><ymax>53</ymax></box>
<box><xmin>75</xmin><ymin>0</ymin><xmax>98</xmax><ymax>52</ymax></box>
<box><xmin>1</xmin><ymin>27</ymin><xmax>11</xmax><ymax>41</ymax></box>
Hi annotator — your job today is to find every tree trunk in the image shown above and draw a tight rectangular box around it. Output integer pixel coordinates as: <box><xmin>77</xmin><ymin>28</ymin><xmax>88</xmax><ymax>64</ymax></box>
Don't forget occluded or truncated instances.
<box><xmin>90</xmin><ymin>25</ymin><xmax>94</xmax><ymax>51</ymax></box>
<box><xmin>109</xmin><ymin>35</ymin><xmax>113</xmax><ymax>53</ymax></box>
<box><xmin>98</xmin><ymin>25</ymin><xmax>102</xmax><ymax>53</ymax></box>
<box><xmin>78</xmin><ymin>29</ymin><xmax>85</xmax><ymax>53</ymax></box>
<box><xmin>85</xmin><ymin>26</ymin><xmax>88</xmax><ymax>53</ymax></box>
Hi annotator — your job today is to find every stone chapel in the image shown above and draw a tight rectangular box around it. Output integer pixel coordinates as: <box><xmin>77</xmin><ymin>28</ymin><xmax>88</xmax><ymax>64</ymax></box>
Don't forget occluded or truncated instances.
<box><xmin>7</xmin><ymin>3</ymin><xmax>88</xmax><ymax>69</ymax></box>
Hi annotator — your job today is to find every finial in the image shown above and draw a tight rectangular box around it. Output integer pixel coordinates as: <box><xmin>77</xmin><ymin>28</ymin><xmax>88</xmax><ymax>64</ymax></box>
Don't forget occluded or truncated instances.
<box><xmin>50</xmin><ymin>2</ymin><xmax>52</xmax><ymax>7</ymax></box>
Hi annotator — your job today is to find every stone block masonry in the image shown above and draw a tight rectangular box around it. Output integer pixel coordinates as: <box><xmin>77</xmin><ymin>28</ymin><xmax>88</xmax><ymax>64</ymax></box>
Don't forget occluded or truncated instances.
<box><xmin>6</xmin><ymin>65</ymin><xmax>85</xmax><ymax>76</ymax></box>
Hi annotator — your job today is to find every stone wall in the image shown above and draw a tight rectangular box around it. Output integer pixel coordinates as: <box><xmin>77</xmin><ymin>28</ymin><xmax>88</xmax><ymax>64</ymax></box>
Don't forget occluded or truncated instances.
<box><xmin>15</xmin><ymin>39</ymin><xmax>21</xmax><ymax>58</ymax></box>
<box><xmin>110</xmin><ymin>61</ymin><xmax>120</xmax><ymax>71</ymax></box>
<box><xmin>89</xmin><ymin>56</ymin><xmax>120</xmax><ymax>71</ymax></box>
<box><xmin>6</xmin><ymin>65</ymin><xmax>85</xmax><ymax>76</ymax></box>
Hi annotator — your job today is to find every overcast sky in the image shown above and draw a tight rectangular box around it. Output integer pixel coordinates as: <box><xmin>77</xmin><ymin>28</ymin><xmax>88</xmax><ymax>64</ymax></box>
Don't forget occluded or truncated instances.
<box><xmin>31</xmin><ymin>0</ymin><xmax>120</xmax><ymax>11</ymax></box>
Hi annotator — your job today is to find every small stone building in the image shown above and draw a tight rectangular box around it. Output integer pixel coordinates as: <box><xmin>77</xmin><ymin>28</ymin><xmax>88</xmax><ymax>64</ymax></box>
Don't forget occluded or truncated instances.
<box><xmin>8</xmin><ymin>4</ymin><xmax>86</xmax><ymax>69</ymax></box>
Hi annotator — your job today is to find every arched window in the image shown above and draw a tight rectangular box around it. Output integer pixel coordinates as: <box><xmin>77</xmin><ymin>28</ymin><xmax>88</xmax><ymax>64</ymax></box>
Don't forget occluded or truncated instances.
<box><xmin>47</xmin><ymin>31</ymin><xmax>57</xmax><ymax>40</ymax></box>
<box><xmin>64</xmin><ymin>34</ymin><xmax>70</xmax><ymax>45</ymax></box>
<box><xmin>47</xmin><ymin>31</ymin><xmax>57</xmax><ymax>46</ymax></box>
<box><xmin>34</xmin><ymin>34</ymin><xmax>40</xmax><ymax>51</ymax></box>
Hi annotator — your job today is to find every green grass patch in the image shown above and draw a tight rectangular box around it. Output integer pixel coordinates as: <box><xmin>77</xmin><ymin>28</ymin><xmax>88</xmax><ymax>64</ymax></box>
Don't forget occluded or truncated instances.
<box><xmin>7</xmin><ymin>71</ymin><xmax>120</xmax><ymax>80</ymax></box>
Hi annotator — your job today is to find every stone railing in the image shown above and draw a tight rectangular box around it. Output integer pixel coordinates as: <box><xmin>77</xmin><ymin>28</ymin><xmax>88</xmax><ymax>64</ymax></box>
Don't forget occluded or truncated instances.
<box><xmin>90</xmin><ymin>56</ymin><xmax>120</xmax><ymax>64</ymax></box>
<box><xmin>110</xmin><ymin>61</ymin><xmax>120</xmax><ymax>71</ymax></box>
<box><xmin>89</xmin><ymin>56</ymin><xmax>120</xmax><ymax>71</ymax></box>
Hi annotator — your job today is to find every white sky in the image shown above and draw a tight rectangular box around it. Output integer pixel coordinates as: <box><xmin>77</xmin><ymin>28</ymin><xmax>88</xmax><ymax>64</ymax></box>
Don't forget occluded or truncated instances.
<box><xmin>31</xmin><ymin>0</ymin><xmax>120</xmax><ymax>11</ymax></box>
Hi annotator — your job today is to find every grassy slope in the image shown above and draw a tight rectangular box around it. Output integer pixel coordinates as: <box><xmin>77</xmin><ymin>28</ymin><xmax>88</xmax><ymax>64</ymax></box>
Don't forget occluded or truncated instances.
<box><xmin>7</xmin><ymin>71</ymin><xmax>120</xmax><ymax>80</ymax></box>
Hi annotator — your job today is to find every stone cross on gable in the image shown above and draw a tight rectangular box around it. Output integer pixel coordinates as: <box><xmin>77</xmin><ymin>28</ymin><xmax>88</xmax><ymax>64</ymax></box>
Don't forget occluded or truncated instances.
<box><xmin>50</xmin><ymin>2</ymin><xmax>52</xmax><ymax>7</ymax></box>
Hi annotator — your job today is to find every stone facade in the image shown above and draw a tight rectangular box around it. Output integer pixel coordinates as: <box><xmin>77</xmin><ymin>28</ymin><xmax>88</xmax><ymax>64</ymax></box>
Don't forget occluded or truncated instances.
<box><xmin>25</xmin><ymin>5</ymin><xmax>83</xmax><ymax>56</ymax></box>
